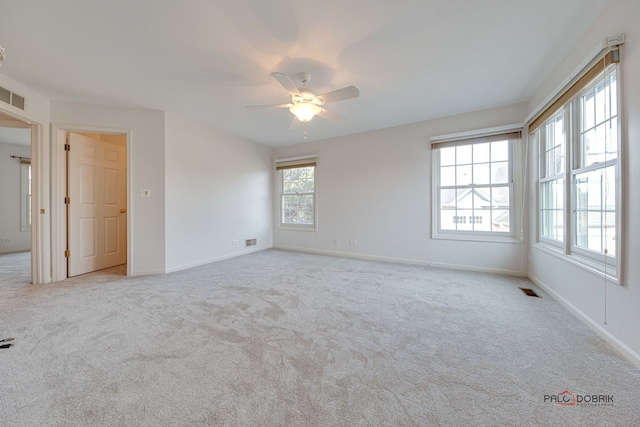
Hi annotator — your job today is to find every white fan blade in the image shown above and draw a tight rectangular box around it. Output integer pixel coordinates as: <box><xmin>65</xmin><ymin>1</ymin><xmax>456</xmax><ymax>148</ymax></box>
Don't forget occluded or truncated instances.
<box><xmin>317</xmin><ymin>108</ymin><xmax>346</xmax><ymax>123</ymax></box>
<box><xmin>245</xmin><ymin>103</ymin><xmax>292</xmax><ymax>110</ymax></box>
<box><xmin>272</xmin><ymin>72</ymin><xmax>301</xmax><ymax>96</ymax></box>
<box><xmin>316</xmin><ymin>86</ymin><xmax>359</xmax><ymax>104</ymax></box>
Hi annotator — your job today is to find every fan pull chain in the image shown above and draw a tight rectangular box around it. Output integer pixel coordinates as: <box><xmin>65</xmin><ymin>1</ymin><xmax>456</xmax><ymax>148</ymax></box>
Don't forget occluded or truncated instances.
<box><xmin>304</xmin><ymin>124</ymin><xmax>307</xmax><ymax>140</ymax></box>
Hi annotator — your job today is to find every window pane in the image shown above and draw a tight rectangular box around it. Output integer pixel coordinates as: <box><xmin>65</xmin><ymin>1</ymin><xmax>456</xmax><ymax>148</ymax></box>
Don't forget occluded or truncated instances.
<box><xmin>584</xmin><ymin>92</ymin><xmax>595</xmax><ymax>130</ymax></box>
<box><xmin>440</xmin><ymin>147</ymin><xmax>456</xmax><ymax>166</ymax></box>
<box><xmin>282</xmin><ymin>194</ymin><xmax>314</xmax><ymax>225</ymax></box>
<box><xmin>440</xmin><ymin>189</ymin><xmax>457</xmax><ymax>231</ymax></box>
<box><xmin>574</xmin><ymin>164</ymin><xmax>615</xmax><ymax>257</ymax></box>
<box><xmin>473</xmin><ymin>143</ymin><xmax>490</xmax><ymax>163</ymax></box>
<box><xmin>456</xmin><ymin>165</ymin><xmax>472</xmax><ymax>186</ymax></box>
<box><xmin>456</xmin><ymin>145</ymin><xmax>472</xmax><ymax>165</ymax></box>
<box><xmin>441</xmin><ymin>166</ymin><xmax>456</xmax><ymax>186</ymax></box>
<box><xmin>540</xmin><ymin>179</ymin><xmax>564</xmax><ymax>241</ymax></box>
<box><xmin>473</xmin><ymin>163</ymin><xmax>490</xmax><ymax>185</ymax></box>
<box><xmin>492</xmin><ymin>186</ymin><xmax>510</xmax><ymax>206</ymax></box>
<box><xmin>283</xmin><ymin>166</ymin><xmax>314</xmax><ymax>193</ymax></box>
<box><xmin>578</xmin><ymin>69</ymin><xmax>617</xmax><ymax>168</ymax></box>
<box><xmin>491</xmin><ymin>140</ymin><xmax>509</xmax><ymax>161</ymax></box>
<box><xmin>492</xmin><ymin>209</ymin><xmax>510</xmax><ymax>232</ymax></box>
<box><xmin>604</xmin><ymin>211</ymin><xmax>616</xmax><ymax>256</ymax></box>
<box><xmin>491</xmin><ymin>162</ymin><xmax>509</xmax><ymax>184</ymax></box>
<box><xmin>456</xmin><ymin>210</ymin><xmax>472</xmax><ymax>231</ymax></box>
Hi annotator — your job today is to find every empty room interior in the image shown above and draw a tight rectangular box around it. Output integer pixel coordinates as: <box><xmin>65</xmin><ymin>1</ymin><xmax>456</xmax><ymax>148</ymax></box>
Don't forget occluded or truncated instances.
<box><xmin>1</xmin><ymin>0</ymin><xmax>639</xmax><ymax>425</ymax></box>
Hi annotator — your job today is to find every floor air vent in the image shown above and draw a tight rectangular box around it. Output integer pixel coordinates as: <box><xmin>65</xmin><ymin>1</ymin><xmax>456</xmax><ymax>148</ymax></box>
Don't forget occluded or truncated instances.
<box><xmin>520</xmin><ymin>287</ymin><xmax>540</xmax><ymax>297</ymax></box>
<box><xmin>0</xmin><ymin>85</ymin><xmax>26</xmax><ymax>110</ymax></box>
<box><xmin>245</xmin><ymin>238</ymin><xmax>257</xmax><ymax>247</ymax></box>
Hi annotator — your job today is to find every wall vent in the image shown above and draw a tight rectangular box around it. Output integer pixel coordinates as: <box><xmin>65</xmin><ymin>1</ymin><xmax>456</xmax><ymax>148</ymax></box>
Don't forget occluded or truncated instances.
<box><xmin>0</xmin><ymin>86</ymin><xmax>10</xmax><ymax>104</ymax></box>
<box><xmin>11</xmin><ymin>93</ymin><xmax>25</xmax><ymax>110</ymax></box>
<box><xmin>0</xmin><ymin>85</ymin><xmax>25</xmax><ymax>110</ymax></box>
<box><xmin>245</xmin><ymin>238</ymin><xmax>257</xmax><ymax>247</ymax></box>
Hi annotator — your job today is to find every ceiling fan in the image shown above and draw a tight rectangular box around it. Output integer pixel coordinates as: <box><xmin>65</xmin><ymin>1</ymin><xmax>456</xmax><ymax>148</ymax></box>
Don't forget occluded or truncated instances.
<box><xmin>246</xmin><ymin>72</ymin><xmax>359</xmax><ymax>124</ymax></box>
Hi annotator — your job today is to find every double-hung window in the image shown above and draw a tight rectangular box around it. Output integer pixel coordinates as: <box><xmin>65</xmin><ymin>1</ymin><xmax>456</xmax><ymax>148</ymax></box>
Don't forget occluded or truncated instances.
<box><xmin>276</xmin><ymin>156</ymin><xmax>317</xmax><ymax>230</ymax></box>
<box><xmin>432</xmin><ymin>129</ymin><xmax>522</xmax><ymax>241</ymax></box>
<box><xmin>20</xmin><ymin>159</ymin><xmax>31</xmax><ymax>232</ymax></box>
<box><xmin>531</xmin><ymin>47</ymin><xmax>621</xmax><ymax>280</ymax></box>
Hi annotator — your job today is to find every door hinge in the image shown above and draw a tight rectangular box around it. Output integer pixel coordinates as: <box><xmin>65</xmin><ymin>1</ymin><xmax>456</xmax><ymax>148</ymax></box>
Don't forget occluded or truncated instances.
<box><xmin>64</xmin><ymin>250</ymin><xmax>70</xmax><ymax>258</ymax></box>
<box><xmin>64</xmin><ymin>196</ymin><xmax>70</xmax><ymax>204</ymax></box>
<box><xmin>64</xmin><ymin>143</ymin><xmax>70</xmax><ymax>151</ymax></box>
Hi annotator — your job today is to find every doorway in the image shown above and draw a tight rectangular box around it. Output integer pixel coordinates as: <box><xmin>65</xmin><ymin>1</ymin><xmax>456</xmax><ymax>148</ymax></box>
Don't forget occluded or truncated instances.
<box><xmin>0</xmin><ymin>111</ymin><xmax>32</xmax><ymax>284</ymax></box>
<box><xmin>64</xmin><ymin>131</ymin><xmax>127</xmax><ymax>277</ymax></box>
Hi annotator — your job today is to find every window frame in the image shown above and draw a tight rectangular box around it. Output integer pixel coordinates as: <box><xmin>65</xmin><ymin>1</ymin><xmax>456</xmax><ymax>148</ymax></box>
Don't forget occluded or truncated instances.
<box><xmin>533</xmin><ymin>57</ymin><xmax>622</xmax><ymax>283</ymax></box>
<box><xmin>275</xmin><ymin>156</ymin><xmax>318</xmax><ymax>232</ymax></box>
<box><xmin>538</xmin><ymin>110</ymin><xmax>566</xmax><ymax>249</ymax></box>
<box><xmin>20</xmin><ymin>160</ymin><xmax>31</xmax><ymax>232</ymax></box>
<box><xmin>431</xmin><ymin>126</ymin><xmax>523</xmax><ymax>243</ymax></box>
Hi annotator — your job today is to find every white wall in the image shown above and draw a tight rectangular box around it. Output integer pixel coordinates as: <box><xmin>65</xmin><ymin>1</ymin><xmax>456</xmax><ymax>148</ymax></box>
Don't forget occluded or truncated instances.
<box><xmin>273</xmin><ymin>103</ymin><xmax>528</xmax><ymax>274</ymax></box>
<box><xmin>164</xmin><ymin>112</ymin><xmax>273</xmax><ymax>272</ymax></box>
<box><xmin>51</xmin><ymin>101</ymin><xmax>166</xmax><ymax>275</ymax></box>
<box><xmin>0</xmin><ymin>141</ymin><xmax>31</xmax><ymax>253</ymax></box>
<box><xmin>526</xmin><ymin>0</ymin><xmax>640</xmax><ymax>363</ymax></box>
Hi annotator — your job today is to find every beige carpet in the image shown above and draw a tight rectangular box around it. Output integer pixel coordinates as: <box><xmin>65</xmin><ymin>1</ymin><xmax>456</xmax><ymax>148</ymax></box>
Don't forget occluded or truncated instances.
<box><xmin>1</xmin><ymin>249</ymin><xmax>639</xmax><ymax>426</ymax></box>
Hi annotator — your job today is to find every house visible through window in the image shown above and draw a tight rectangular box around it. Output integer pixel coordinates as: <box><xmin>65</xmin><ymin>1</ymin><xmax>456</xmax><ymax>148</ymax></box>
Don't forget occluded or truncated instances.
<box><xmin>276</xmin><ymin>157</ymin><xmax>317</xmax><ymax>229</ymax></box>
<box><xmin>432</xmin><ymin>130</ymin><xmax>521</xmax><ymax>239</ymax></box>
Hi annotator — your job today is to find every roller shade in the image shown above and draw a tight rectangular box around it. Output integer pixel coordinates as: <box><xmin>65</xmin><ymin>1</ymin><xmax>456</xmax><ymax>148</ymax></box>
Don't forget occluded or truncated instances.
<box><xmin>529</xmin><ymin>48</ymin><xmax>619</xmax><ymax>133</ymax></box>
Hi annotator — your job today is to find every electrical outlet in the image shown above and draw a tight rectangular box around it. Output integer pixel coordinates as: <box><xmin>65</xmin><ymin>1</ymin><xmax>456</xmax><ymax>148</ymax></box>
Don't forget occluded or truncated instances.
<box><xmin>349</xmin><ymin>240</ymin><xmax>357</xmax><ymax>245</ymax></box>
<box><xmin>0</xmin><ymin>238</ymin><xmax>11</xmax><ymax>243</ymax></box>
<box><xmin>334</xmin><ymin>238</ymin><xmax>340</xmax><ymax>245</ymax></box>
<box><xmin>140</xmin><ymin>189</ymin><xmax>151</xmax><ymax>197</ymax></box>
<box><xmin>232</xmin><ymin>240</ymin><xmax>238</xmax><ymax>245</ymax></box>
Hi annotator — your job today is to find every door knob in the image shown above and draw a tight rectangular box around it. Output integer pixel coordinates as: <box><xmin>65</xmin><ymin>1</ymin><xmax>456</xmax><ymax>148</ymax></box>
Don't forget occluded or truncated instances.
<box><xmin>120</xmin><ymin>209</ymin><xmax>127</xmax><ymax>213</ymax></box>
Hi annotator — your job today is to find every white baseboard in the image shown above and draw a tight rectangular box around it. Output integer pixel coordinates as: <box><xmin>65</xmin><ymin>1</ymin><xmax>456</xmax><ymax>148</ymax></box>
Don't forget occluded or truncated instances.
<box><xmin>0</xmin><ymin>249</ymin><xmax>30</xmax><ymax>255</ymax></box>
<box><xmin>273</xmin><ymin>245</ymin><xmax>526</xmax><ymax>276</ymax></box>
<box><xmin>529</xmin><ymin>273</ymin><xmax>640</xmax><ymax>369</ymax></box>
<box><xmin>130</xmin><ymin>269</ymin><xmax>165</xmax><ymax>277</ymax></box>
<box><xmin>429</xmin><ymin>260</ymin><xmax>526</xmax><ymax>277</ymax></box>
<box><xmin>164</xmin><ymin>246</ymin><xmax>267</xmax><ymax>274</ymax></box>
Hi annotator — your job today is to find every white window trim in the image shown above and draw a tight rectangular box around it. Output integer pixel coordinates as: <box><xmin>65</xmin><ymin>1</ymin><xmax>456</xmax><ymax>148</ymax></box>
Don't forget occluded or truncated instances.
<box><xmin>20</xmin><ymin>161</ymin><xmax>31</xmax><ymax>232</ymax></box>
<box><xmin>275</xmin><ymin>155</ymin><xmax>318</xmax><ymax>232</ymax></box>
<box><xmin>431</xmin><ymin>124</ymin><xmax>524</xmax><ymax>244</ymax></box>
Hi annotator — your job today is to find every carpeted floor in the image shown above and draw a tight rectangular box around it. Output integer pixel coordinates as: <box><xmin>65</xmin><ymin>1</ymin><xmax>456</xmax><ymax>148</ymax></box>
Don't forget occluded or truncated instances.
<box><xmin>1</xmin><ymin>249</ymin><xmax>639</xmax><ymax>426</ymax></box>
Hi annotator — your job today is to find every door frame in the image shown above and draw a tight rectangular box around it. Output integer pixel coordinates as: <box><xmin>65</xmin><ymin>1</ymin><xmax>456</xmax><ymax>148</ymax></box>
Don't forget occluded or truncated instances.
<box><xmin>51</xmin><ymin>124</ymin><xmax>132</xmax><ymax>281</ymax></box>
<box><xmin>0</xmin><ymin>105</ymin><xmax>48</xmax><ymax>284</ymax></box>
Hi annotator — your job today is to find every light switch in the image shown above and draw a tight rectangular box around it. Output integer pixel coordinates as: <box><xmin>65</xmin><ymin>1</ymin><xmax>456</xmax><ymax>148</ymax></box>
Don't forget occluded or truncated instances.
<box><xmin>140</xmin><ymin>189</ymin><xmax>151</xmax><ymax>197</ymax></box>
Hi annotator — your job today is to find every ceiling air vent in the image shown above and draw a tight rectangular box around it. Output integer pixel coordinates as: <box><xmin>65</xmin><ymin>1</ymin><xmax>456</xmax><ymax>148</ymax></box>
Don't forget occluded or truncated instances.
<box><xmin>0</xmin><ymin>85</ymin><xmax>26</xmax><ymax>110</ymax></box>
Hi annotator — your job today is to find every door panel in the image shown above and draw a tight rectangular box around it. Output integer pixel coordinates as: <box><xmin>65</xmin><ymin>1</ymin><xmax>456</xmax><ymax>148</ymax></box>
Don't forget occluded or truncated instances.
<box><xmin>68</xmin><ymin>133</ymin><xmax>126</xmax><ymax>277</ymax></box>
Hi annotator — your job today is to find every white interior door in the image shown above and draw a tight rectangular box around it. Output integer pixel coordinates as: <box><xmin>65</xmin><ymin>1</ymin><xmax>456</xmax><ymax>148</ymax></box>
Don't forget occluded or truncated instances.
<box><xmin>68</xmin><ymin>133</ymin><xmax>126</xmax><ymax>277</ymax></box>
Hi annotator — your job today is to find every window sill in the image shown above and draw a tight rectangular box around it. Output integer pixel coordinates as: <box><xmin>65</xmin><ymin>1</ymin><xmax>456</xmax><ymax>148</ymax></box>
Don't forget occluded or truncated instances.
<box><xmin>534</xmin><ymin>242</ymin><xmax>620</xmax><ymax>285</ymax></box>
<box><xmin>277</xmin><ymin>224</ymin><xmax>317</xmax><ymax>232</ymax></box>
<box><xmin>432</xmin><ymin>232</ymin><xmax>522</xmax><ymax>244</ymax></box>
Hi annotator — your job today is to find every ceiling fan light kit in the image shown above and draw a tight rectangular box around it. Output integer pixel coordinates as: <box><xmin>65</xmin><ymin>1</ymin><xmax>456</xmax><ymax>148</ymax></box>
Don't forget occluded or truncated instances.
<box><xmin>290</xmin><ymin>102</ymin><xmax>321</xmax><ymax>122</ymax></box>
<box><xmin>247</xmin><ymin>72</ymin><xmax>360</xmax><ymax>127</ymax></box>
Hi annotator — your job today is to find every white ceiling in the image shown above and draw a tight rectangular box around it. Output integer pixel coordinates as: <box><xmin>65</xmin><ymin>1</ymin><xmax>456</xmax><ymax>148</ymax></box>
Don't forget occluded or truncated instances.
<box><xmin>0</xmin><ymin>0</ymin><xmax>609</xmax><ymax>147</ymax></box>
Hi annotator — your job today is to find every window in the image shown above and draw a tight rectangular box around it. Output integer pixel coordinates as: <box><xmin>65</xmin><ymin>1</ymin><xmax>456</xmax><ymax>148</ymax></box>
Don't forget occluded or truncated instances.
<box><xmin>531</xmin><ymin>48</ymin><xmax>620</xmax><ymax>279</ymax></box>
<box><xmin>539</xmin><ymin>112</ymin><xmax>565</xmax><ymax>243</ymax></box>
<box><xmin>432</xmin><ymin>130</ymin><xmax>521</xmax><ymax>240</ymax></box>
<box><xmin>276</xmin><ymin>157</ymin><xmax>317</xmax><ymax>230</ymax></box>
<box><xmin>20</xmin><ymin>160</ymin><xmax>31</xmax><ymax>231</ymax></box>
